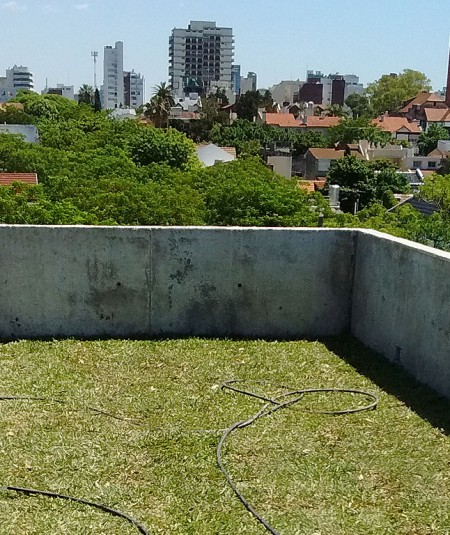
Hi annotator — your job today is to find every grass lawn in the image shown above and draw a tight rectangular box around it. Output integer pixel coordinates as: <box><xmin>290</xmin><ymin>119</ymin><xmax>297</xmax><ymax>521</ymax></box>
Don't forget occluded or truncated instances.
<box><xmin>0</xmin><ymin>337</ymin><xmax>449</xmax><ymax>534</ymax></box>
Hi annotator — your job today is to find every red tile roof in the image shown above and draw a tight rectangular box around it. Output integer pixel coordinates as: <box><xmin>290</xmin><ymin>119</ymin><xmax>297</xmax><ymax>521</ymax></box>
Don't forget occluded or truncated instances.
<box><xmin>400</xmin><ymin>91</ymin><xmax>445</xmax><ymax>113</ymax></box>
<box><xmin>425</xmin><ymin>108</ymin><xmax>450</xmax><ymax>122</ymax></box>
<box><xmin>372</xmin><ymin>115</ymin><xmax>422</xmax><ymax>134</ymax></box>
<box><xmin>264</xmin><ymin>113</ymin><xmax>301</xmax><ymax>127</ymax></box>
<box><xmin>301</xmin><ymin>116</ymin><xmax>342</xmax><ymax>128</ymax></box>
<box><xmin>0</xmin><ymin>173</ymin><xmax>38</xmax><ymax>186</ymax></box>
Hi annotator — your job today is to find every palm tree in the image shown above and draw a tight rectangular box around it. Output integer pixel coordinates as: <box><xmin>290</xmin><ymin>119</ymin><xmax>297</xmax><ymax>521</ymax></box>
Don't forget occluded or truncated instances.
<box><xmin>325</xmin><ymin>104</ymin><xmax>348</xmax><ymax>118</ymax></box>
<box><xmin>78</xmin><ymin>84</ymin><xmax>94</xmax><ymax>105</ymax></box>
<box><xmin>143</xmin><ymin>82</ymin><xmax>175</xmax><ymax>128</ymax></box>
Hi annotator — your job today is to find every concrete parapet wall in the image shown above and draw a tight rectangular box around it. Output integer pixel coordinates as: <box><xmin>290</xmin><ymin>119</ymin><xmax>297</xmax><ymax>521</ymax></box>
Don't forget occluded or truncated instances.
<box><xmin>0</xmin><ymin>226</ymin><xmax>354</xmax><ymax>340</ymax></box>
<box><xmin>351</xmin><ymin>230</ymin><xmax>450</xmax><ymax>399</ymax></box>
<box><xmin>0</xmin><ymin>225</ymin><xmax>448</xmax><ymax>398</ymax></box>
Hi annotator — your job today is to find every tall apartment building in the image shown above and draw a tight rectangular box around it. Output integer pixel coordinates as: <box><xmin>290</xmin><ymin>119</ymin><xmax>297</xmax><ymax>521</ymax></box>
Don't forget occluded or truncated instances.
<box><xmin>102</xmin><ymin>41</ymin><xmax>144</xmax><ymax>109</ymax></box>
<box><xmin>231</xmin><ymin>64</ymin><xmax>241</xmax><ymax>95</ymax></box>
<box><xmin>0</xmin><ymin>65</ymin><xmax>33</xmax><ymax>103</ymax></box>
<box><xmin>169</xmin><ymin>20</ymin><xmax>234</xmax><ymax>97</ymax></box>
<box><xmin>103</xmin><ymin>41</ymin><xmax>125</xmax><ymax>109</ymax></box>
<box><xmin>124</xmin><ymin>70</ymin><xmax>144</xmax><ymax>109</ymax></box>
<box><xmin>298</xmin><ymin>70</ymin><xmax>364</xmax><ymax>106</ymax></box>
<box><xmin>240</xmin><ymin>71</ymin><xmax>257</xmax><ymax>94</ymax></box>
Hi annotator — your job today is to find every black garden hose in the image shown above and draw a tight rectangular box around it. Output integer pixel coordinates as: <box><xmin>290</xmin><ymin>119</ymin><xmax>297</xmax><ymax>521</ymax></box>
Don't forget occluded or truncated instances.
<box><xmin>217</xmin><ymin>380</ymin><xmax>379</xmax><ymax>535</ymax></box>
<box><xmin>1</xmin><ymin>381</ymin><xmax>379</xmax><ymax>534</ymax></box>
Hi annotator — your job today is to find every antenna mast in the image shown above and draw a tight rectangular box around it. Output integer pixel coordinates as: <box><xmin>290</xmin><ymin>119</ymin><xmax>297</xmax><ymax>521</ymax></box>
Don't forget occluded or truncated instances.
<box><xmin>91</xmin><ymin>51</ymin><xmax>98</xmax><ymax>90</ymax></box>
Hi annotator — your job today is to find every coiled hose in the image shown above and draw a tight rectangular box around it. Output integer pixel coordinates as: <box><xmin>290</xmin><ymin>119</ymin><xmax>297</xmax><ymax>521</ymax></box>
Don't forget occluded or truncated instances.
<box><xmin>1</xmin><ymin>381</ymin><xmax>378</xmax><ymax>534</ymax></box>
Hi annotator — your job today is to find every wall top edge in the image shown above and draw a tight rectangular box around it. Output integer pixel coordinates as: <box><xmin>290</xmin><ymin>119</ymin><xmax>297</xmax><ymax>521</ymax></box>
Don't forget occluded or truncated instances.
<box><xmin>0</xmin><ymin>225</ymin><xmax>356</xmax><ymax>232</ymax></box>
<box><xmin>0</xmin><ymin>224</ymin><xmax>447</xmax><ymax>260</ymax></box>
<box><xmin>356</xmin><ymin>229</ymin><xmax>450</xmax><ymax>260</ymax></box>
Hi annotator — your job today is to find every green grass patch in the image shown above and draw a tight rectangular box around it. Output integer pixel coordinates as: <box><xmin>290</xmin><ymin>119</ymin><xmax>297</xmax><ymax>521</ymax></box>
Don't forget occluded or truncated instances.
<box><xmin>0</xmin><ymin>338</ymin><xmax>449</xmax><ymax>534</ymax></box>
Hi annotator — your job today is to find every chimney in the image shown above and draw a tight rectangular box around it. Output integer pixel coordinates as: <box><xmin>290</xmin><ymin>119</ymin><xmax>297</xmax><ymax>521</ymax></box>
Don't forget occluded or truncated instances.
<box><xmin>446</xmin><ymin>45</ymin><xmax>450</xmax><ymax>107</ymax></box>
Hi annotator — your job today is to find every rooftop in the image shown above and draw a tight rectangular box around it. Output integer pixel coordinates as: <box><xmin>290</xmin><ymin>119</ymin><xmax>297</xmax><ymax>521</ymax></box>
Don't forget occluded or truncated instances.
<box><xmin>1</xmin><ymin>336</ymin><xmax>449</xmax><ymax>534</ymax></box>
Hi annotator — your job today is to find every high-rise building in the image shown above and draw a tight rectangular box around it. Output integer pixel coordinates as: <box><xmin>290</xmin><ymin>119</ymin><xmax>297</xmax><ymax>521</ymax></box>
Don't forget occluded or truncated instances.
<box><xmin>298</xmin><ymin>70</ymin><xmax>363</xmax><ymax>106</ymax></box>
<box><xmin>103</xmin><ymin>41</ymin><xmax>124</xmax><ymax>109</ymax></box>
<box><xmin>240</xmin><ymin>71</ymin><xmax>257</xmax><ymax>94</ymax></box>
<box><xmin>0</xmin><ymin>65</ymin><xmax>33</xmax><ymax>103</ymax></box>
<box><xmin>102</xmin><ymin>42</ymin><xmax>144</xmax><ymax>110</ymax></box>
<box><xmin>124</xmin><ymin>70</ymin><xmax>144</xmax><ymax>109</ymax></box>
<box><xmin>231</xmin><ymin>64</ymin><xmax>241</xmax><ymax>95</ymax></box>
<box><xmin>169</xmin><ymin>20</ymin><xmax>234</xmax><ymax>97</ymax></box>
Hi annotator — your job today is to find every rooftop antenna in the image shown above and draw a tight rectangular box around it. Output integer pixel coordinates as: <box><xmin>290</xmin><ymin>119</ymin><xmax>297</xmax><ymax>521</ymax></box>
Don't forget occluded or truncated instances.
<box><xmin>91</xmin><ymin>50</ymin><xmax>98</xmax><ymax>90</ymax></box>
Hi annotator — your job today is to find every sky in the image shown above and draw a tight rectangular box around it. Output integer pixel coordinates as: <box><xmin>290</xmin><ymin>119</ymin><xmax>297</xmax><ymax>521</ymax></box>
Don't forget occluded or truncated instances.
<box><xmin>2</xmin><ymin>0</ymin><xmax>450</xmax><ymax>102</ymax></box>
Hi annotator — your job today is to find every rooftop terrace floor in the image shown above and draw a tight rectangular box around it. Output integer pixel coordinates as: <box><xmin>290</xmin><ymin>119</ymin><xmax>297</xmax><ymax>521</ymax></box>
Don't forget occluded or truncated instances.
<box><xmin>0</xmin><ymin>337</ymin><xmax>449</xmax><ymax>534</ymax></box>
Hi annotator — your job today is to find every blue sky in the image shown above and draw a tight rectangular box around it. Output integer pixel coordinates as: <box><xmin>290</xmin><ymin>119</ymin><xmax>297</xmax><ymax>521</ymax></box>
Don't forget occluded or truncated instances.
<box><xmin>2</xmin><ymin>0</ymin><xmax>449</xmax><ymax>101</ymax></box>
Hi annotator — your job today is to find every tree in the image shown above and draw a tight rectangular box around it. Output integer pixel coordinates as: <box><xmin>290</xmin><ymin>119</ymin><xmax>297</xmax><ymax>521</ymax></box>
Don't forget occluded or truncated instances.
<box><xmin>94</xmin><ymin>89</ymin><xmax>102</xmax><ymax>112</ymax></box>
<box><xmin>235</xmin><ymin>91</ymin><xmax>262</xmax><ymax>121</ymax></box>
<box><xmin>419</xmin><ymin>173</ymin><xmax>450</xmax><ymax>219</ymax></box>
<box><xmin>417</xmin><ymin>124</ymin><xmax>450</xmax><ymax>156</ymax></box>
<box><xmin>78</xmin><ymin>84</ymin><xmax>94</xmax><ymax>106</ymax></box>
<box><xmin>345</xmin><ymin>94</ymin><xmax>373</xmax><ymax>119</ymax></box>
<box><xmin>325</xmin><ymin>104</ymin><xmax>348</xmax><ymax>117</ymax></box>
<box><xmin>144</xmin><ymin>82</ymin><xmax>175</xmax><ymax>128</ymax></box>
<box><xmin>129</xmin><ymin>127</ymin><xmax>199</xmax><ymax>170</ymax></box>
<box><xmin>326</xmin><ymin>155</ymin><xmax>408</xmax><ymax>212</ymax></box>
<box><xmin>327</xmin><ymin>117</ymin><xmax>390</xmax><ymax>146</ymax></box>
<box><xmin>366</xmin><ymin>69</ymin><xmax>431</xmax><ymax>116</ymax></box>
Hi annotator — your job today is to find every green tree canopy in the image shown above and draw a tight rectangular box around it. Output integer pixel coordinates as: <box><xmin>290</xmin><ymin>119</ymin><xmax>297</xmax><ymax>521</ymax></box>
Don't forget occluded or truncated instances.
<box><xmin>128</xmin><ymin>127</ymin><xmax>199</xmax><ymax>170</ymax></box>
<box><xmin>327</xmin><ymin>117</ymin><xmax>391</xmax><ymax>146</ymax></box>
<box><xmin>366</xmin><ymin>69</ymin><xmax>431</xmax><ymax>116</ymax></box>
<box><xmin>327</xmin><ymin>155</ymin><xmax>408</xmax><ymax>211</ymax></box>
<box><xmin>345</xmin><ymin>94</ymin><xmax>373</xmax><ymax>119</ymax></box>
<box><xmin>417</xmin><ymin>124</ymin><xmax>450</xmax><ymax>156</ymax></box>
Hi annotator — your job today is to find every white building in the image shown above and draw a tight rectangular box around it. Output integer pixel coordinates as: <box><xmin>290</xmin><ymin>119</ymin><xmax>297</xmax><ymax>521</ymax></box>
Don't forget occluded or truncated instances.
<box><xmin>103</xmin><ymin>41</ymin><xmax>124</xmax><ymax>109</ymax></box>
<box><xmin>42</xmin><ymin>84</ymin><xmax>75</xmax><ymax>100</ymax></box>
<box><xmin>240</xmin><ymin>71</ymin><xmax>257</xmax><ymax>94</ymax></box>
<box><xmin>0</xmin><ymin>65</ymin><xmax>33</xmax><ymax>103</ymax></box>
<box><xmin>124</xmin><ymin>70</ymin><xmax>144</xmax><ymax>109</ymax></box>
<box><xmin>270</xmin><ymin>80</ymin><xmax>303</xmax><ymax>105</ymax></box>
<box><xmin>169</xmin><ymin>20</ymin><xmax>234</xmax><ymax>97</ymax></box>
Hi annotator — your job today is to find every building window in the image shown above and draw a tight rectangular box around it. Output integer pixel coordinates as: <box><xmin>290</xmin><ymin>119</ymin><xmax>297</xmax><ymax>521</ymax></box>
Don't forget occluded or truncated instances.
<box><xmin>428</xmin><ymin>161</ymin><xmax>436</xmax><ymax>168</ymax></box>
<box><xmin>413</xmin><ymin>161</ymin><xmax>421</xmax><ymax>168</ymax></box>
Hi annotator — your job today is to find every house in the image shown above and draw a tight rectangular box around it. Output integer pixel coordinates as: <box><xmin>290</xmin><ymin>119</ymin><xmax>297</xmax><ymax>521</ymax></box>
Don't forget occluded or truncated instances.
<box><xmin>0</xmin><ymin>173</ymin><xmax>38</xmax><ymax>185</ymax></box>
<box><xmin>304</xmin><ymin>147</ymin><xmax>364</xmax><ymax>179</ymax></box>
<box><xmin>398</xmin><ymin>91</ymin><xmax>447</xmax><ymax>123</ymax></box>
<box><xmin>372</xmin><ymin>115</ymin><xmax>422</xmax><ymax>146</ymax></box>
<box><xmin>0</xmin><ymin>124</ymin><xmax>39</xmax><ymax>143</ymax></box>
<box><xmin>258</xmin><ymin>112</ymin><xmax>301</xmax><ymax>129</ymax></box>
<box><xmin>423</xmin><ymin>108</ymin><xmax>450</xmax><ymax>132</ymax></box>
<box><xmin>109</xmin><ymin>108</ymin><xmax>137</xmax><ymax>121</ymax></box>
<box><xmin>196</xmin><ymin>143</ymin><xmax>236</xmax><ymax>166</ymax></box>
<box><xmin>299</xmin><ymin>115</ymin><xmax>341</xmax><ymax>135</ymax></box>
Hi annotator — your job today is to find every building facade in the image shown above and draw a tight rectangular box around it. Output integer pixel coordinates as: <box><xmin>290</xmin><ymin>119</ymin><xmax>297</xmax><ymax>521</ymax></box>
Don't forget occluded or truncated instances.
<box><xmin>102</xmin><ymin>41</ymin><xmax>125</xmax><ymax>109</ymax></box>
<box><xmin>240</xmin><ymin>71</ymin><xmax>257</xmax><ymax>94</ymax></box>
<box><xmin>0</xmin><ymin>65</ymin><xmax>33</xmax><ymax>103</ymax></box>
<box><xmin>42</xmin><ymin>84</ymin><xmax>75</xmax><ymax>100</ymax></box>
<box><xmin>231</xmin><ymin>64</ymin><xmax>241</xmax><ymax>95</ymax></box>
<box><xmin>298</xmin><ymin>70</ymin><xmax>364</xmax><ymax>106</ymax></box>
<box><xmin>169</xmin><ymin>20</ymin><xmax>234</xmax><ymax>97</ymax></box>
<box><xmin>124</xmin><ymin>70</ymin><xmax>144</xmax><ymax>109</ymax></box>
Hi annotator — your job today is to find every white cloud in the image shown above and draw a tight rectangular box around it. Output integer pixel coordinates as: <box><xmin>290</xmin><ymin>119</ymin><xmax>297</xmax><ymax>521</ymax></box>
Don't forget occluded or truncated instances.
<box><xmin>2</xmin><ymin>1</ymin><xmax>27</xmax><ymax>10</ymax></box>
<box><xmin>74</xmin><ymin>2</ymin><xmax>89</xmax><ymax>9</ymax></box>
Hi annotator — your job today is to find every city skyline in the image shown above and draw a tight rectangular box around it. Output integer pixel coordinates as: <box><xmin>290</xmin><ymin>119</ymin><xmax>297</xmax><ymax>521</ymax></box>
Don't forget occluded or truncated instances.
<box><xmin>2</xmin><ymin>0</ymin><xmax>450</xmax><ymax>102</ymax></box>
